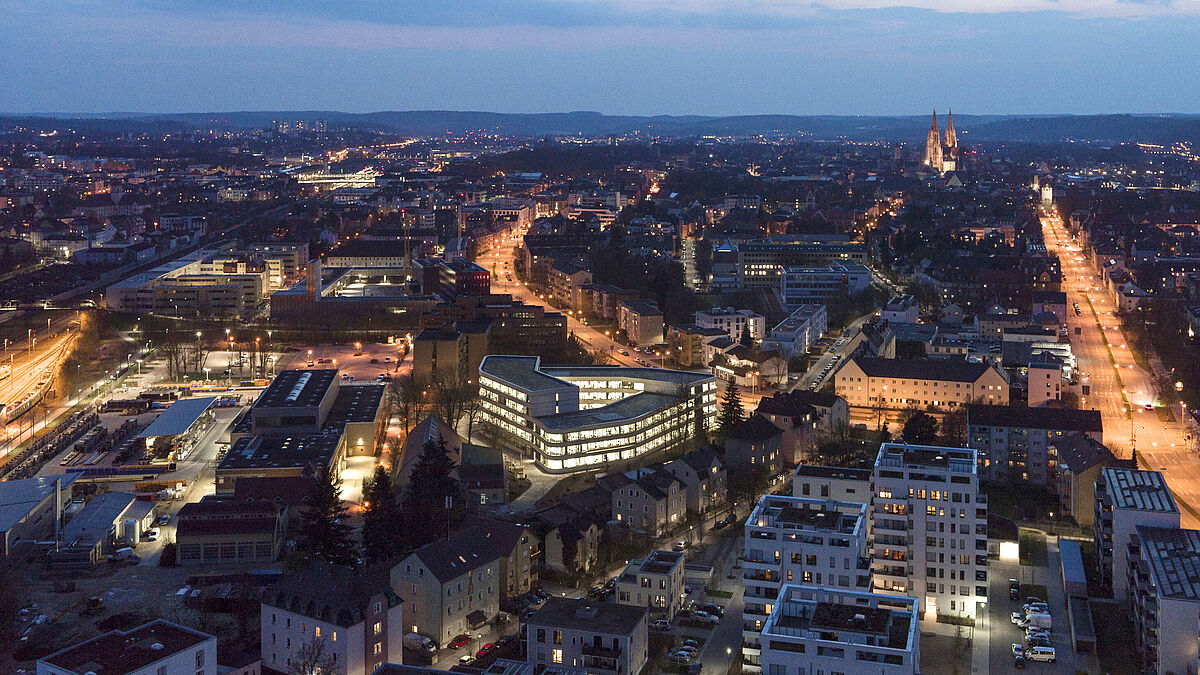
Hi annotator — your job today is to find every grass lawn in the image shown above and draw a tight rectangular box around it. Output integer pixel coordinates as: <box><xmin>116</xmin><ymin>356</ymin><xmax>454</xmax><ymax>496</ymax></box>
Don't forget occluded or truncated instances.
<box><xmin>1022</xmin><ymin>583</ymin><xmax>1048</xmax><ymax>602</ymax></box>
<box><xmin>1092</xmin><ymin>601</ymin><xmax>1139</xmax><ymax>675</ymax></box>
<box><xmin>705</xmin><ymin>589</ymin><xmax>733</xmax><ymax>598</ymax></box>
<box><xmin>1019</xmin><ymin>529</ymin><xmax>1048</xmax><ymax>567</ymax></box>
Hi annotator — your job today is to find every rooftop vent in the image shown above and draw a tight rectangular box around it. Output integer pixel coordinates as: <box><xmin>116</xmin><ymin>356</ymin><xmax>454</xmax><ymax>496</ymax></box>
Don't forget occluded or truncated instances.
<box><xmin>286</xmin><ymin>372</ymin><xmax>312</xmax><ymax>402</ymax></box>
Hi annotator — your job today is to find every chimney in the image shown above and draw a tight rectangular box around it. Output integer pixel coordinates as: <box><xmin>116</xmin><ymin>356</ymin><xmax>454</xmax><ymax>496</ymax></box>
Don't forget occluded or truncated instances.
<box><xmin>306</xmin><ymin>259</ymin><xmax>322</xmax><ymax>301</ymax></box>
<box><xmin>55</xmin><ymin>477</ymin><xmax>61</xmax><ymax>550</ymax></box>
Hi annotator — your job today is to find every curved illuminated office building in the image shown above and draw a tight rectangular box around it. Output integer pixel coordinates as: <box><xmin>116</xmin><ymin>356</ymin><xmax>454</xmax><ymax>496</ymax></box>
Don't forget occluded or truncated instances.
<box><xmin>478</xmin><ymin>355</ymin><xmax>718</xmax><ymax>473</ymax></box>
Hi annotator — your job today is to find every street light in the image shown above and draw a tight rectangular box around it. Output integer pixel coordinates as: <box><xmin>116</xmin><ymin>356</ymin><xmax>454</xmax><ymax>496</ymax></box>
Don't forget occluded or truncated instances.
<box><xmin>203</xmin><ymin>368</ymin><xmax>211</xmax><ymax>381</ymax></box>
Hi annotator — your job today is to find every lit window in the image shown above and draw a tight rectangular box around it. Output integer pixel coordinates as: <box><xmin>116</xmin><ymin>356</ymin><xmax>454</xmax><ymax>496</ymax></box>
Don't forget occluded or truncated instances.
<box><xmin>552</xmin><ymin>649</ymin><xmax>563</xmax><ymax>664</ymax></box>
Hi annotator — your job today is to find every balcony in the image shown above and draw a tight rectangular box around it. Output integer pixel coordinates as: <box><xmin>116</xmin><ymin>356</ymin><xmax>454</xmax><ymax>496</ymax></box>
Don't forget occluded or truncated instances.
<box><xmin>744</xmin><ymin>571</ymin><xmax>779</xmax><ymax>583</ymax></box>
<box><xmin>873</xmin><ymin>551</ymin><xmax>907</xmax><ymax>562</ymax></box>
<box><xmin>873</xmin><ymin>564</ymin><xmax>907</xmax><ymax>579</ymax></box>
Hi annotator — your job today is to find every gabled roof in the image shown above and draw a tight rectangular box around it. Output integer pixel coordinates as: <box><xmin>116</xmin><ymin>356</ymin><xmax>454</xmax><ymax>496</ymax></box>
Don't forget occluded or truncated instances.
<box><xmin>727</xmin><ymin>414</ymin><xmax>784</xmax><ymax>442</ymax></box>
<box><xmin>677</xmin><ymin>445</ymin><xmax>724</xmax><ymax>474</ymax></box>
<box><xmin>266</xmin><ymin>560</ymin><xmax>399</xmax><ymax>627</ymax></box>
<box><xmin>848</xmin><ymin>357</ymin><xmax>995</xmax><ymax>383</ymax></box>
<box><xmin>1055</xmin><ymin>433</ymin><xmax>1120</xmax><ymax>475</ymax></box>
<box><xmin>967</xmin><ymin>404</ymin><xmax>1102</xmax><ymax>433</ymax></box>
<box><xmin>408</xmin><ymin>522</ymin><xmax>530</xmax><ymax>582</ymax></box>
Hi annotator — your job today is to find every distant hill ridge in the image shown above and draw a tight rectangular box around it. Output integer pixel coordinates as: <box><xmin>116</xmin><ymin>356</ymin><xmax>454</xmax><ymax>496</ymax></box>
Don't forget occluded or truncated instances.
<box><xmin>3</xmin><ymin>110</ymin><xmax>1200</xmax><ymax>143</ymax></box>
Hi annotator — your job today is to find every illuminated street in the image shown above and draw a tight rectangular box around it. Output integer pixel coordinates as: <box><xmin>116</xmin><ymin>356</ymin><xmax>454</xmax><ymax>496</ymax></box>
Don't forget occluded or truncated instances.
<box><xmin>1042</xmin><ymin>209</ymin><xmax>1200</xmax><ymax>526</ymax></box>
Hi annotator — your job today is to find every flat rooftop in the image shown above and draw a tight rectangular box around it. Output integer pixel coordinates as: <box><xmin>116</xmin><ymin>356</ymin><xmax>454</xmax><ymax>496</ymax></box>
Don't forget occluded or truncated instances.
<box><xmin>793</xmin><ymin>465</ymin><xmax>870</xmax><ymax>482</ymax></box>
<box><xmin>765</xmin><ymin>590</ymin><xmax>915</xmax><ymax>652</ymax></box>
<box><xmin>537</xmin><ymin>392</ymin><xmax>676</xmax><ymax>430</ymax></box>
<box><xmin>38</xmin><ymin>619</ymin><xmax>212</xmax><ymax>675</ymax></box>
<box><xmin>1102</xmin><ymin>467</ymin><xmax>1178</xmax><ymax>513</ymax></box>
<box><xmin>1136</xmin><ymin>526</ymin><xmax>1200</xmax><ymax>601</ymax></box>
<box><xmin>635</xmin><ymin>549</ymin><xmax>683</xmax><ymax>575</ymax></box>
<box><xmin>0</xmin><ymin>474</ymin><xmax>79</xmax><ymax>534</ymax></box>
<box><xmin>528</xmin><ymin>597</ymin><xmax>647</xmax><ymax>636</ymax></box>
<box><xmin>751</xmin><ymin>495</ymin><xmax>863</xmax><ymax>535</ymax></box>
<box><xmin>137</xmin><ymin>396</ymin><xmax>216</xmax><ymax>439</ymax></box>
<box><xmin>324</xmin><ymin>383</ymin><xmax>385</xmax><ymax>428</ymax></box>
<box><xmin>253</xmin><ymin>369</ymin><xmax>337</xmax><ymax>409</ymax></box>
<box><xmin>218</xmin><ymin>432</ymin><xmax>341</xmax><ymax>471</ymax></box>
<box><xmin>877</xmin><ymin>443</ymin><xmax>977</xmax><ymax>475</ymax></box>
<box><xmin>480</xmin><ymin>355</ymin><xmax>574</xmax><ymax>392</ymax></box>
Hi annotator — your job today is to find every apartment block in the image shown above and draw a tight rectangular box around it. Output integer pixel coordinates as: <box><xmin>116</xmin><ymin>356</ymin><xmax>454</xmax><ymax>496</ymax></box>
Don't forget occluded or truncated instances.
<box><xmin>871</xmin><ymin>443</ymin><xmax>988</xmax><ymax>621</ymax></box>
<box><xmin>261</xmin><ymin>561</ymin><xmax>403</xmax><ymax>675</ymax></box>
<box><xmin>835</xmin><ymin>357</ymin><xmax>1009</xmax><ymax>409</ymax></box>
<box><xmin>1094</xmin><ymin>467</ymin><xmax>1180</xmax><ymax>600</ymax></box>
<box><xmin>694</xmin><ymin>307</ymin><xmax>767</xmax><ymax>343</ymax></box>
<box><xmin>1127</xmin><ymin>526</ymin><xmax>1200</xmax><ymax>675</ymax></box>
<box><xmin>791</xmin><ymin>465</ymin><xmax>871</xmax><ymax>503</ymax></box>
<box><xmin>755</xmin><ymin>585</ymin><xmax>920</xmax><ymax>675</ymax></box>
<box><xmin>966</xmin><ymin>404</ymin><xmax>1103</xmax><ymax>484</ymax></box>
<box><xmin>741</xmin><ymin>495</ymin><xmax>871</xmax><ymax>672</ymax></box>
<box><xmin>525</xmin><ymin>599</ymin><xmax>649</xmax><ymax>675</ymax></box>
<box><xmin>616</xmin><ymin>550</ymin><xmax>686</xmax><ymax>620</ymax></box>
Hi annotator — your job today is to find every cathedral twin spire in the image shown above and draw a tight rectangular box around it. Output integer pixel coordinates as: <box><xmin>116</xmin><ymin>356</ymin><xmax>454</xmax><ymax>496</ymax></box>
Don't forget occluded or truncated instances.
<box><xmin>923</xmin><ymin>109</ymin><xmax>958</xmax><ymax>172</ymax></box>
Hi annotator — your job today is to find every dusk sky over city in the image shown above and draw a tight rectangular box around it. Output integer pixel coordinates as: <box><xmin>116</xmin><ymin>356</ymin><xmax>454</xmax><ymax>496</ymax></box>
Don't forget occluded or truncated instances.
<box><xmin>4</xmin><ymin>0</ymin><xmax>1200</xmax><ymax>115</ymax></box>
<box><xmin>11</xmin><ymin>2</ymin><xmax>1200</xmax><ymax>675</ymax></box>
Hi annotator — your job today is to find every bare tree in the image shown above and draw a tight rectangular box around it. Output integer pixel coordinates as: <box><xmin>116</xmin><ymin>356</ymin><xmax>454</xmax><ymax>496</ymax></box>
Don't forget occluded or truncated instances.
<box><xmin>384</xmin><ymin>434</ymin><xmax>404</xmax><ymax>479</ymax></box>
<box><xmin>290</xmin><ymin>636</ymin><xmax>337</xmax><ymax>675</ymax></box>
<box><xmin>463</xmin><ymin>394</ymin><xmax>485</xmax><ymax>443</ymax></box>
<box><xmin>388</xmin><ymin>375</ymin><xmax>429</xmax><ymax>434</ymax></box>
<box><xmin>431</xmin><ymin>372</ymin><xmax>477</xmax><ymax>429</ymax></box>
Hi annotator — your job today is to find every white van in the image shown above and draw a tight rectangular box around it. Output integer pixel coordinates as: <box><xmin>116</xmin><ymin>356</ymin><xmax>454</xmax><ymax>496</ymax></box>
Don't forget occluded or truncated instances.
<box><xmin>1027</xmin><ymin>646</ymin><xmax>1056</xmax><ymax>662</ymax></box>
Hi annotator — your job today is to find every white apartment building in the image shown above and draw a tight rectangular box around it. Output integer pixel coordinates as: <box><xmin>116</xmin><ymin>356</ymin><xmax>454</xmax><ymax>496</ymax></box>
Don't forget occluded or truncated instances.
<box><xmin>616</xmin><ymin>549</ymin><xmax>687</xmax><ymax>620</ymax></box>
<box><xmin>694</xmin><ymin>307</ymin><xmax>767</xmax><ymax>343</ymax></box>
<box><xmin>262</xmin><ymin>561</ymin><xmax>404</xmax><ymax>675</ymax></box>
<box><xmin>1127</xmin><ymin>526</ymin><xmax>1200</xmax><ymax>675</ymax></box>
<box><xmin>791</xmin><ymin>465</ymin><xmax>871</xmax><ymax>504</ymax></box>
<box><xmin>778</xmin><ymin>261</ymin><xmax>872</xmax><ymax>308</ymax></box>
<box><xmin>742</xmin><ymin>495</ymin><xmax>871</xmax><ymax>672</ymax></box>
<box><xmin>477</xmin><ymin>356</ymin><xmax>716</xmax><ymax>473</ymax></box>
<box><xmin>38</xmin><ymin>620</ymin><xmax>217</xmax><ymax>675</ymax></box>
<box><xmin>871</xmin><ymin>443</ymin><xmax>988</xmax><ymax>621</ymax></box>
<box><xmin>526</xmin><ymin>598</ymin><xmax>649</xmax><ymax>675</ymax></box>
<box><xmin>759</xmin><ymin>304</ymin><xmax>828</xmax><ymax>360</ymax></box>
<box><xmin>757</xmin><ymin>586</ymin><xmax>921</xmax><ymax>675</ymax></box>
<box><xmin>1094</xmin><ymin>467</ymin><xmax>1180</xmax><ymax>600</ymax></box>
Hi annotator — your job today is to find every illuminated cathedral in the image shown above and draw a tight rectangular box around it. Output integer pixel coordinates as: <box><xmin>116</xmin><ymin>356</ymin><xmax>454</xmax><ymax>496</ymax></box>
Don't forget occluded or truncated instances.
<box><xmin>922</xmin><ymin>109</ymin><xmax>958</xmax><ymax>173</ymax></box>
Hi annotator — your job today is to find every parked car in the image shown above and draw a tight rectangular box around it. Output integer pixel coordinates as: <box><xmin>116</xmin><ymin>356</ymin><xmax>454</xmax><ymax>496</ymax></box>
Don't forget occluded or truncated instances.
<box><xmin>672</xmin><ymin>541</ymin><xmax>690</xmax><ymax>552</ymax></box>
<box><xmin>448</xmin><ymin>634</ymin><xmax>471</xmax><ymax>650</ymax></box>
<box><xmin>476</xmin><ymin>643</ymin><xmax>497</xmax><ymax>658</ymax></box>
<box><xmin>158</xmin><ymin>514</ymin><xmax>171</xmax><ymax>526</ymax></box>
<box><xmin>668</xmin><ymin>651</ymin><xmax>692</xmax><ymax>663</ymax></box>
<box><xmin>650</xmin><ymin>619</ymin><xmax>672</xmax><ymax>631</ymax></box>
<box><xmin>1011</xmin><ymin>644</ymin><xmax>1025</xmax><ymax>658</ymax></box>
<box><xmin>1009</xmin><ymin>578</ymin><xmax>1020</xmax><ymax>601</ymax></box>
<box><xmin>687</xmin><ymin>663</ymin><xmax>704</xmax><ymax>675</ymax></box>
<box><xmin>1026</xmin><ymin>646</ymin><xmax>1056</xmax><ymax>663</ymax></box>
<box><xmin>698</xmin><ymin>603</ymin><xmax>724</xmax><ymax>617</ymax></box>
<box><xmin>691</xmin><ymin>611</ymin><xmax>719</xmax><ymax>625</ymax></box>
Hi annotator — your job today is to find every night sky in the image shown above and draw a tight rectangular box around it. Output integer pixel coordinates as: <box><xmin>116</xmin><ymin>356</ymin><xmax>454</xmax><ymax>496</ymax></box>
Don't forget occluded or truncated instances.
<box><xmin>3</xmin><ymin>0</ymin><xmax>1198</xmax><ymax>115</ymax></box>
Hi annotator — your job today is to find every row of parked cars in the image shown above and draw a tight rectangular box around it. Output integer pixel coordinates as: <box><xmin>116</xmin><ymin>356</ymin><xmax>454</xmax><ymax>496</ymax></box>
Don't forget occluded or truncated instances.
<box><xmin>1008</xmin><ymin>580</ymin><xmax>1056</xmax><ymax>666</ymax></box>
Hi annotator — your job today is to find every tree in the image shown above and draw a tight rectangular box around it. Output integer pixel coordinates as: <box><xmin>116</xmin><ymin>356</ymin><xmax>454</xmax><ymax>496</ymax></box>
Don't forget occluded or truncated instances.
<box><xmin>290</xmin><ymin>636</ymin><xmax>337</xmax><ymax>675</ymax></box>
<box><xmin>739</xmin><ymin>324</ymin><xmax>753</xmax><ymax>347</ymax></box>
<box><xmin>298</xmin><ymin>467</ymin><xmax>356</xmax><ymax>567</ymax></box>
<box><xmin>902</xmin><ymin>411</ymin><xmax>939</xmax><ymax>444</ymax></box>
<box><xmin>361</xmin><ymin>466</ymin><xmax>404</xmax><ymax>561</ymax></box>
<box><xmin>402</xmin><ymin>435</ymin><xmax>462</xmax><ymax>547</ymax></box>
<box><xmin>383</xmin><ymin>434</ymin><xmax>405</xmax><ymax>479</ymax></box>
<box><xmin>431</xmin><ymin>373</ymin><xmax>477</xmax><ymax>429</ymax></box>
<box><xmin>940</xmin><ymin>405</ymin><xmax>968</xmax><ymax>446</ymax></box>
<box><xmin>389</xmin><ymin>375</ymin><xmax>429</xmax><ymax>434</ymax></box>
<box><xmin>717</xmin><ymin>380</ymin><xmax>744</xmax><ymax>438</ymax></box>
